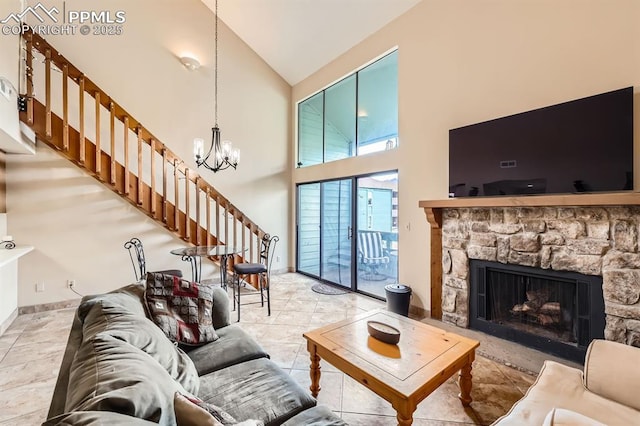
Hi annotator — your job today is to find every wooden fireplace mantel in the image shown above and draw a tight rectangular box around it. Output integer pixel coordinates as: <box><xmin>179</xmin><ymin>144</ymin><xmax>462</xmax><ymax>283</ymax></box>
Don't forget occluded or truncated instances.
<box><xmin>419</xmin><ymin>191</ymin><xmax>640</xmax><ymax>210</ymax></box>
<box><xmin>419</xmin><ymin>191</ymin><xmax>640</xmax><ymax>320</ymax></box>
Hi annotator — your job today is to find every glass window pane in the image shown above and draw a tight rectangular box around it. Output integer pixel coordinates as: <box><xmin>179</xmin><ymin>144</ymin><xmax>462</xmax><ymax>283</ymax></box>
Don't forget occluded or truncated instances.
<box><xmin>357</xmin><ymin>51</ymin><xmax>398</xmax><ymax>156</ymax></box>
<box><xmin>356</xmin><ymin>172</ymin><xmax>398</xmax><ymax>298</ymax></box>
<box><xmin>297</xmin><ymin>183</ymin><xmax>320</xmax><ymax>276</ymax></box>
<box><xmin>324</xmin><ymin>75</ymin><xmax>356</xmax><ymax>162</ymax></box>
<box><xmin>321</xmin><ymin>180</ymin><xmax>352</xmax><ymax>288</ymax></box>
<box><xmin>298</xmin><ymin>93</ymin><xmax>324</xmax><ymax>167</ymax></box>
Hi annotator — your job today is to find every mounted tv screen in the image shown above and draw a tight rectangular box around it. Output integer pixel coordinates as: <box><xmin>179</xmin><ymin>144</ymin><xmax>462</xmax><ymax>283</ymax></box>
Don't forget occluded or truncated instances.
<box><xmin>448</xmin><ymin>87</ymin><xmax>634</xmax><ymax>198</ymax></box>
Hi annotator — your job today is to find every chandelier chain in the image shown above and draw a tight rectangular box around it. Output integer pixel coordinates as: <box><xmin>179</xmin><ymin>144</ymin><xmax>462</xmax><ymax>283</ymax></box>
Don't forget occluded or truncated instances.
<box><xmin>214</xmin><ymin>0</ymin><xmax>218</xmax><ymax>127</ymax></box>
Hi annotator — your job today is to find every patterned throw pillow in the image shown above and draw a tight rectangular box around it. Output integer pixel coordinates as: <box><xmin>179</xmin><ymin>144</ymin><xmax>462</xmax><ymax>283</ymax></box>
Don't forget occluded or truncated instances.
<box><xmin>145</xmin><ymin>272</ymin><xmax>219</xmax><ymax>345</ymax></box>
<box><xmin>174</xmin><ymin>393</ymin><xmax>264</xmax><ymax>426</ymax></box>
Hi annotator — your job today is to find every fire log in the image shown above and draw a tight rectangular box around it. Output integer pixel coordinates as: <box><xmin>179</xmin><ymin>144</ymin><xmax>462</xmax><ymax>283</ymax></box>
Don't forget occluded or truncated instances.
<box><xmin>525</xmin><ymin>289</ymin><xmax>550</xmax><ymax>310</ymax></box>
<box><xmin>540</xmin><ymin>302</ymin><xmax>561</xmax><ymax>315</ymax></box>
<box><xmin>537</xmin><ymin>314</ymin><xmax>558</xmax><ymax>326</ymax></box>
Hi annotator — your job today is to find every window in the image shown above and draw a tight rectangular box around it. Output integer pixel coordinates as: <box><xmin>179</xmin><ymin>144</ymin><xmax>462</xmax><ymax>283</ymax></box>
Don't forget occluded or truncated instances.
<box><xmin>297</xmin><ymin>50</ymin><xmax>398</xmax><ymax>168</ymax></box>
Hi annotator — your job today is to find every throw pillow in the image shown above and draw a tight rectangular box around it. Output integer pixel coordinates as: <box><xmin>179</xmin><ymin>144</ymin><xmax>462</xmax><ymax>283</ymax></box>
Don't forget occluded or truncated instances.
<box><xmin>145</xmin><ymin>272</ymin><xmax>219</xmax><ymax>345</ymax></box>
<box><xmin>174</xmin><ymin>393</ymin><xmax>264</xmax><ymax>426</ymax></box>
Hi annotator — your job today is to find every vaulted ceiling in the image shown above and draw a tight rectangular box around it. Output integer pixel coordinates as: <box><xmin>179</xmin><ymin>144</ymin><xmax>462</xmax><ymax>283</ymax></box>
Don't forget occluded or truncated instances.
<box><xmin>201</xmin><ymin>0</ymin><xmax>422</xmax><ymax>85</ymax></box>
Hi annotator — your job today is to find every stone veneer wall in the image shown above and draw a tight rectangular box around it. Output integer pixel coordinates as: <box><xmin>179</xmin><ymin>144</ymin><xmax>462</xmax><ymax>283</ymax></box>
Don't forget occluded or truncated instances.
<box><xmin>440</xmin><ymin>206</ymin><xmax>640</xmax><ymax>347</ymax></box>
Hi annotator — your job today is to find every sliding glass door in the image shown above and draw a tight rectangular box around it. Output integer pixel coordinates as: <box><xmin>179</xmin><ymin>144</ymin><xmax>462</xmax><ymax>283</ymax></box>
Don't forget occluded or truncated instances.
<box><xmin>297</xmin><ymin>172</ymin><xmax>398</xmax><ymax>298</ymax></box>
<box><xmin>320</xmin><ymin>180</ymin><xmax>352</xmax><ymax>288</ymax></box>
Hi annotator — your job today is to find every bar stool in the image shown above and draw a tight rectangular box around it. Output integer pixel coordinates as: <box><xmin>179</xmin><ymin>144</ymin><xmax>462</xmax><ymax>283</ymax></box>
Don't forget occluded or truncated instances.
<box><xmin>232</xmin><ymin>234</ymin><xmax>279</xmax><ymax>322</ymax></box>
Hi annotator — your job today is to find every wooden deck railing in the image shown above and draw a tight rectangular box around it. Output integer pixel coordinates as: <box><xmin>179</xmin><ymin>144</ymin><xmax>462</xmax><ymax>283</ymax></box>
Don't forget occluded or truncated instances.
<box><xmin>19</xmin><ymin>31</ymin><xmax>265</xmax><ymax>286</ymax></box>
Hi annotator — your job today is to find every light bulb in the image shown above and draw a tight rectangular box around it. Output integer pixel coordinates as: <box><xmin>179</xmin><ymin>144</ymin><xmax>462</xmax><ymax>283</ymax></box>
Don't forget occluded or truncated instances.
<box><xmin>193</xmin><ymin>138</ymin><xmax>204</xmax><ymax>159</ymax></box>
<box><xmin>222</xmin><ymin>140</ymin><xmax>232</xmax><ymax>158</ymax></box>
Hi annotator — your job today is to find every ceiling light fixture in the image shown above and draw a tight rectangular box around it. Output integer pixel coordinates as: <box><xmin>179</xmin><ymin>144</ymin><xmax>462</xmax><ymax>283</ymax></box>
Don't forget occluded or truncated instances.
<box><xmin>180</xmin><ymin>56</ymin><xmax>201</xmax><ymax>71</ymax></box>
<box><xmin>194</xmin><ymin>0</ymin><xmax>239</xmax><ymax>173</ymax></box>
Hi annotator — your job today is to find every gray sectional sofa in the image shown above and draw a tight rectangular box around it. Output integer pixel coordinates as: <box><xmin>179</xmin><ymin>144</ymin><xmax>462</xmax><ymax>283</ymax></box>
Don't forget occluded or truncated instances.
<box><xmin>44</xmin><ymin>283</ymin><xmax>346</xmax><ymax>425</ymax></box>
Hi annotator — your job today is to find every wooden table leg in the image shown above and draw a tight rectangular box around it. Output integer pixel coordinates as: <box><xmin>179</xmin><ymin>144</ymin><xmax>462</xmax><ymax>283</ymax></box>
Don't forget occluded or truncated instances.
<box><xmin>458</xmin><ymin>360</ymin><xmax>473</xmax><ymax>406</ymax></box>
<box><xmin>396</xmin><ymin>411</ymin><xmax>413</xmax><ymax>426</ymax></box>
<box><xmin>309</xmin><ymin>344</ymin><xmax>321</xmax><ymax>398</ymax></box>
<box><xmin>393</xmin><ymin>399</ymin><xmax>415</xmax><ymax>426</ymax></box>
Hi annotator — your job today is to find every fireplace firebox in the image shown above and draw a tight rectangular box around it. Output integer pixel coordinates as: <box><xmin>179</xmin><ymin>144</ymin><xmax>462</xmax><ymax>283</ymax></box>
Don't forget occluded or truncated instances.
<box><xmin>469</xmin><ymin>260</ymin><xmax>605</xmax><ymax>362</ymax></box>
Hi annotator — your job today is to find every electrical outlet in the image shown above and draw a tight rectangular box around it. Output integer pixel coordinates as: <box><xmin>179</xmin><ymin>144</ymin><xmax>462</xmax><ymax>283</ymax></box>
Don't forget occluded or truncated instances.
<box><xmin>35</xmin><ymin>282</ymin><xmax>45</xmax><ymax>292</ymax></box>
<box><xmin>67</xmin><ymin>280</ymin><xmax>75</xmax><ymax>289</ymax></box>
<box><xmin>276</xmin><ymin>256</ymin><xmax>280</xmax><ymax>263</ymax></box>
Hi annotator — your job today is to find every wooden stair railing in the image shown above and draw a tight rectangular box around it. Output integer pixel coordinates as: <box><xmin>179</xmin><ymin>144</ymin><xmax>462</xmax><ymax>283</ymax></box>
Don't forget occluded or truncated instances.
<box><xmin>19</xmin><ymin>31</ymin><xmax>265</xmax><ymax>287</ymax></box>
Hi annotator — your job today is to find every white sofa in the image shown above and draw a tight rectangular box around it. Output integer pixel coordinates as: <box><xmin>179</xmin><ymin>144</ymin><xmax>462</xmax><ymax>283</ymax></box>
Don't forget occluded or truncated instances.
<box><xmin>493</xmin><ymin>339</ymin><xmax>640</xmax><ymax>426</ymax></box>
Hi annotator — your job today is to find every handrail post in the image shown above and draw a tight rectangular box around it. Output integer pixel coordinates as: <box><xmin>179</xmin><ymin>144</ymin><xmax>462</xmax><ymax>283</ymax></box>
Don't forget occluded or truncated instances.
<box><xmin>195</xmin><ymin>178</ymin><xmax>201</xmax><ymax>245</ymax></box>
<box><xmin>62</xmin><ymin>64</ymin><xmax>69</xmax><ymax>150</ymax></box>
<box><xmin>136</xmin><ymin>125</ymin><xmax>143</xmax><ymax>205</ymax></box>
<box><xmin>109</xmin><ymin>101</ymin><xmax>116</xmax><ymax>185</ymax></box>
<box><xmin>123</xmin><ymin>116</ymin><xmax>130</xmax><ymax>195</ymax></box>
<box><xmin>184</xmin><ymin>168</ymin><xmax>191</xmax><ymax>241</ymax></box>
<box><xmin>78</xmin><ymin>75</ymin><xmax>85</xmax><ymax>164</ymax></box>
<box><xmin>94</xmin><ymin>92</ymin><xmax>101</xmax><ymax>179</ymax></box>
<box><xmin>206</xmin><ymin>188</ymin><xmax>211</xmax><ymax>246</ymax></box>
<box><xmin>174</xmin><ymin>159</ymin><xmax>180</xmax><ymax>232</ymax></box>
<box><xmin>150</xmin><ymin>138</ymin><xmax>156</xmax><ymax>215</ymax></box>
<box><xmin>44</xmin><ymin>48</ymin><xmax>51</xmax><ymax>139</ymax></box>
<box><xmin>24</xmin><ymin>32</ymin><xmax>34</xmax><ymax>125</ymax></box>
<box><xmin>162</xmin><ymin>148</ymin><xmax>168</xmax><ymax>223</ymax></box>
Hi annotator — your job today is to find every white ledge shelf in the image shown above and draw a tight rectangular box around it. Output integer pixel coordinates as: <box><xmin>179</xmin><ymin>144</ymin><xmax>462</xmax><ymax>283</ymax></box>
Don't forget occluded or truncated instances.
<box><xmin>0</xmin><ymin>246</ymin><xmax>34</xmax><ymax>268</ymax></box>
<box><xmin>419</xmin><ymin>192</ymin><xmax>640</xmax><ymax>209</ymax></box>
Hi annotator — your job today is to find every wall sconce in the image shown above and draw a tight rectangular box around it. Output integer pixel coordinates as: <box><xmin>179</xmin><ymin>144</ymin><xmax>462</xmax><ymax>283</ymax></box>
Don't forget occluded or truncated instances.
<box><xmin>180</xmin><ymin>56</ymin><xmax>201</xmax><ymax>71</ymax></box>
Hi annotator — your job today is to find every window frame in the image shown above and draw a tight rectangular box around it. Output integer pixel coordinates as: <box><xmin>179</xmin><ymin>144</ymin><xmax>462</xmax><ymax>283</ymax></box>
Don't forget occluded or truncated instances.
<box><xmin>296</xmin><ymin>48</ymin><xmax>398</xmax><ymax>168</ymax></box>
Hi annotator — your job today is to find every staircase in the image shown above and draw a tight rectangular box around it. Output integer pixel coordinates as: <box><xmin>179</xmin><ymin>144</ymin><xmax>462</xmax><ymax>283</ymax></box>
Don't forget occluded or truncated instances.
<box><xmin>19</xmin><ymin>31</ymin><xmax>265</xmax><ymax>286</ymax></box>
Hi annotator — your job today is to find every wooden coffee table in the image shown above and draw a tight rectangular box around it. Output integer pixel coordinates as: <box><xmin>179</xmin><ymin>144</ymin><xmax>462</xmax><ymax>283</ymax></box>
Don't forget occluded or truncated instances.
<box><xmin>303</xmin><ymin>309</ymin><xmax>480</xmax><ymax>425</ymax></box>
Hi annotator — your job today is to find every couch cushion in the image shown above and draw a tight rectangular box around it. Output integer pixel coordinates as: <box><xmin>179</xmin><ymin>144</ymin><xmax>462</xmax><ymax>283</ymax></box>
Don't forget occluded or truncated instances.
<box><xmin>65</xmin><ymin>333</ymin><xmax>188</xmax><ymax>425</ymax></box>
<box><xmin>44</xmin><ymin>410</ymin><xmax>159</xmax><ymax>425</ymax></box>
<box><xmin>281</xmin><ymin>405</ymin><xmax>347</xmax><ymax>426</ymax></box>
<box><xmin>79</xmin><ymin>284</ymin><xmax>147</xmax><ymax>323</ymax></box>
<box><xmin>145</xmin><ymin>272</ymin><xmax>219</xmax><ymax>345</ymax></box>
<box><xmin>492</xmin><ymin>360</ymin><xmax>640</xmax><ymax>425</ymax></box>
<box><xmin>198</xmin><ymin>358</ymin><xmax>316</xmax><ymax>426</ymax></box>
<box><xmin>542</xmin><ymin>408</ymin><xmax>606</xmax><ymax>426</ymax></box>
<box><xmin>210</xmin><ymin>286</ymin><xmax>231</xmax><ymax>330</ymax></box>
<box><xmin>186</xmin><ymin>324</ymin><xmax>269</xmax><ymax>376</ymax></box>
<box><xmin>80</xmin><ymin>296</ymin><xmax>200</xmax><ymax>395</ymax></box>
<box><xmin>584</xmin><ymin>339</ymin><xmax>640</xmax><ymax>412</ymax></box>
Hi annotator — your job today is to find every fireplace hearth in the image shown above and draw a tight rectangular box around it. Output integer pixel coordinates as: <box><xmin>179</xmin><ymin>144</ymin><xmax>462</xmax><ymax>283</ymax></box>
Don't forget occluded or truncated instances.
<box><xmin>470</xmin><ymin>260</ymin><xmax>605</xmax><ymax>362</ymax></box>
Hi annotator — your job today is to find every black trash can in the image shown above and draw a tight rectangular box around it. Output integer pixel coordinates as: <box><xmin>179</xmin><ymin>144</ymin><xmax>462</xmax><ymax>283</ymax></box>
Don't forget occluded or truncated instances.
<box><xmin>385</xmin><ymin>284</ymin><xmax>411</xmax><ymax>317</ymax></box>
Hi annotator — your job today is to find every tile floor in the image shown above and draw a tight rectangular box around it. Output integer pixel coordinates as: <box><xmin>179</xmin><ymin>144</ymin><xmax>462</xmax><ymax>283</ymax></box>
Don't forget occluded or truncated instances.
<box><xmin>0</xmin><ymin>273</ymin><xmax>538</xmax><ymax>425</ymax></box>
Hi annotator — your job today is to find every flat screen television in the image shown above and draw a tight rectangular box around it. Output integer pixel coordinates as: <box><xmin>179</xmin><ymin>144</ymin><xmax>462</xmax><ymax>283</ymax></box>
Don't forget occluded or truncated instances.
<box><xmin>448</xmin><ymin>87</ymin><xmax>634</xmax><ymax>198</ymax></box>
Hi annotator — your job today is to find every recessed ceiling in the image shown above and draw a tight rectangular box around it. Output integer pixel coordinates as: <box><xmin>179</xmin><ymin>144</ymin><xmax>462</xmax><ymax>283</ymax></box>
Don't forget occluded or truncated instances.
<box><xmin>201</xmin><ymin>0</ymin><xmax>422</xmax><ymax>85</ymax></box>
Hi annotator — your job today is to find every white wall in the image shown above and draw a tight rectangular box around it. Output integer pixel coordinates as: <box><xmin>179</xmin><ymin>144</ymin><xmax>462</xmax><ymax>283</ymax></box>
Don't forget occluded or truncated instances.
<box><xmin>6</xmin><ymin>0</ymin><xmax>291</xmax><ymax>306</ymax></box>
<box><xmin>292</xmin><ymin>0</ymin><xmax>640</xmax><ymax>313</ymax></box>
<box><xmin>0</xmin><ymin>0</ymin><xmax>27</xmax><ymax>153</ymax></box>
<box><xmin>0</xmin><ymin>261</ymin><xmax>18</xmax><ymax>329</ymax></box>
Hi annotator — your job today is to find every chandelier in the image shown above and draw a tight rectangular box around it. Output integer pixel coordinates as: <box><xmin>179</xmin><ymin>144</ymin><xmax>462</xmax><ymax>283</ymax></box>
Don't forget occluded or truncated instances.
<box><xmin>193</xmin><ymin>0</ymin><xmax>239</xmax><ymax>172</ymax></box>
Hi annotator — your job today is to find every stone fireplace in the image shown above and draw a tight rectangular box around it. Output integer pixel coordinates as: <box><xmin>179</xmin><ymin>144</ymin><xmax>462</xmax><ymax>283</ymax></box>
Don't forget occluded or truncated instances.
<box><xmin>420</xmin><ymin>193</ymin><xmax>640</xmax><ymax>356</ymax></box>
<box><xmin>439</xmin><ymin>206</ymin><xmax>640</xmax><ymax>352</ymax></box>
